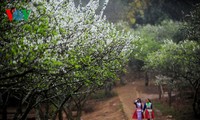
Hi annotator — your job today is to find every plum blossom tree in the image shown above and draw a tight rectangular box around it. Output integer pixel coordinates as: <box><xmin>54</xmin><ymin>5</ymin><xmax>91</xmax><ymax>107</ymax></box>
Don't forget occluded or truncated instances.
<box><xmin>0</xmin><ymin>0</ymin><xmax>136</xmax><ymax>119</ymax></box>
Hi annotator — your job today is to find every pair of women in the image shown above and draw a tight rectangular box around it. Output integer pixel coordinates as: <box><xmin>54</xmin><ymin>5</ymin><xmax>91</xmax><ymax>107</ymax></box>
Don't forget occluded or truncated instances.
<box><xmin>132</xmin><ymin>98</ymin><xmax>155</xmax><ymax>120</ymax></box>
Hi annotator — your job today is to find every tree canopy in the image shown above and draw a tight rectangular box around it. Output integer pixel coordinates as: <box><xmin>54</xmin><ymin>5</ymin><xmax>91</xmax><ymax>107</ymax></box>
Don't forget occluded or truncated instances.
<box><xmin>0</xmin><ymin>0</ymin><xmax>135</xmax><ymax>119</ymax></box>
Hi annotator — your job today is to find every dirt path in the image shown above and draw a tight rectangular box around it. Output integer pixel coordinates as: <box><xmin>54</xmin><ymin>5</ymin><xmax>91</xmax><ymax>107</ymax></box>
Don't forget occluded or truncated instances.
<box><xmin>82</xmin><ymin>96</ymin><xmax>126</xmax><ymax>120</ymax></box>
<box><xmin>115</xmin><ymin>80</ymin><xmax>165</xmax><ymax>120</ymax></box>
<box><xmin>82</xmin><ymin>80</ymin><xmax>169</xmax><ymax>120</ymax></box>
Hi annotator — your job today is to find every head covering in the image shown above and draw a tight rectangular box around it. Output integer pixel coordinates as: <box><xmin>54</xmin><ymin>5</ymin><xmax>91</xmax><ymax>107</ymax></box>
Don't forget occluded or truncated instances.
<box><xmin>137</xmin><ymin>98</ymin><xmax>141</xmax><ymax>103</ymax></box>
<box><xmin>146</xmin><ymin>98</ymin><xmax>151</xmax><ymax>103</ymax></box>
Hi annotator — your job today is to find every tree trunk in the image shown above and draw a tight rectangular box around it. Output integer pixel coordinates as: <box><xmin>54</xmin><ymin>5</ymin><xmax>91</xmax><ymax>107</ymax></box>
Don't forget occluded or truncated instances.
<box><xmin>158</xmin><ymin>85</ymin><xmax>163</xmax><ymax>100</ymax></box>
<box><xmin>193</xmin><ymin>88</ymin><xmax>199</xmax><ymax>117</ymax></box>
<box><xmin>2</xmin><ymin>92</ymin><xmax>9</xmax><ymax>120</ymax></box>
<box><xmin>20</xmin><ymin>96</ymin><xmax>35</xmax><ymax>120</ymax></box>
<box><xmin>13</xmin><ymin>98</ymin><xmax>22</xmax><ymax>120</ymax></box>
<box><xmin>58</xmin><ymin>109</ymin><xmax>63</xmax><ymax>120</ymax></box>
<box><xmin>145</xmin><ymin>71</ymin><xmax>149</xmax><ymax>86</ymax></box>
<box><xmin>120</xmin><ymin>76</ymin><xmax>125</xmax><ymax>85</ymax></box>
<box><xmin>63</xmin><ymin>108</ymin><xmax>69</xmax><ymax>120</ymax></box>
<box><xmin>76</xmin><ymin>107</ymin><xmax>82</xmax><ymax>120</ymax></box>
<box><xmin>44</xmin><ymin>102</ymin><xmax>49</xmax><ymax>120</ymax></box>
<box><xmin>2</xmin><ymin>105</ymin><xmax>7</xmax><ymax>120</ymax></box>
<box><xmin>35</xmin><ymin>106</ymin><xmax>41</xmax><ymax>120</ymax></box>
<box><xmin>20</xmin><ymin>105</ymin><xmax>33</xmax><ymax>120</ymax></box>
<box><xmin>120</xmin><ymin>72</ymin><xmax>126</xmax><ymax>85</ymax></box>
<box><xmin>66</xmin><ymin>109</ymin><xmax>73</xmax><ymax>120</ymax></box>
<box><xmin>168</xmin><ymin>87</ymin><xmax>172</xmax><ymax>106</ymax></box>
<box><xmin>105</xmin><ymin>81</ymin><xmax>112</xmax><ymax>97</ymax></box>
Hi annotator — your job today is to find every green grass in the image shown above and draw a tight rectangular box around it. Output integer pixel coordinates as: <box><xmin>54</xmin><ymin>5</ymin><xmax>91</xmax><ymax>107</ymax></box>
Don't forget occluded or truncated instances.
<box><xmin>154</xmin><ymin>101</ymin><xmax>175</xmax><ymax>115</ymax></box>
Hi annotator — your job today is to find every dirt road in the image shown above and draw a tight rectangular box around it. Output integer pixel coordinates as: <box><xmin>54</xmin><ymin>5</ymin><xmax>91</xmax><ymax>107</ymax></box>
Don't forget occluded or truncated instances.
<box><xmin>115</xmin><ymin>80</ymin><xmax>165</xmax><ymax>120</ymax></box>
<box><xmin>82</xmin><ymin>80</ymin><xmax>170</xmax><ymax>120</ymax></box>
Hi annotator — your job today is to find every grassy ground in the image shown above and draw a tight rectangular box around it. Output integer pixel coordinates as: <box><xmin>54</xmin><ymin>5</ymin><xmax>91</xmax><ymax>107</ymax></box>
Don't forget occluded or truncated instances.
<box><xmin>90</xmin><ymin>90</ymin><xmax>118</xmax><ymax>100</ymax></box>
<box><xmin>154</xmin><ymin>99</ymin><xmax>199</xmax><ymax>120</ymax></box>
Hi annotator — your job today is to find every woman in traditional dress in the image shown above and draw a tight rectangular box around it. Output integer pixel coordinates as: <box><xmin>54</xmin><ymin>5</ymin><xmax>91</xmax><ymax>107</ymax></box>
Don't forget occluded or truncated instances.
<box><xmin>143</xmin><ymin>98</ymin><xmax>155</xmax><ymax>120</ymax></box>
<box><xmin>132</xmin><ymin>98</ymin><xmax>144</xmax><ymax>120</ymax></box>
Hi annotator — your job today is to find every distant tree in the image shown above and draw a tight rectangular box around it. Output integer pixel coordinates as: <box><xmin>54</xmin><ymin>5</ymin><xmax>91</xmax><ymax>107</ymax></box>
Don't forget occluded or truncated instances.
<box><xmin>185</xmin><ymin>4</ymin><xmax>200</xmax><ymax>43</ymax></box>
<box><xmin>146</xmin><ymin>40</ymin><xmax>200</xmax><ymax>116</ymax></box>
<box><xmin>127</xmin><ymin>0</ymin><xmax>200</xmax><ymax>25</ymax></box>
<box><xmin>127</xmin><ymin>0</ymin><xmax>149</xmax><ymax>25</ymax></box>
<box><xmin>129</xmin><ymin>20</ymin><xmax>182</xmax><ymax>85</ymax></box>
